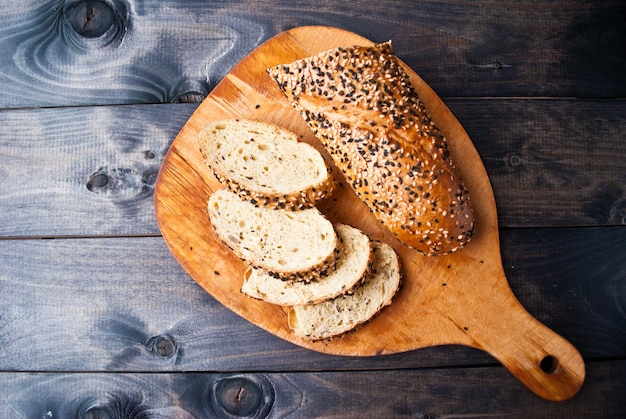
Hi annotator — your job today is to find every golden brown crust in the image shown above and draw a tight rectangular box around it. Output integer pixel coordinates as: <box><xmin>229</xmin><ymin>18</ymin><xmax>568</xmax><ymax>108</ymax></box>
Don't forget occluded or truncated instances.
<box><xmin>268</xmin><ymin>42</ymin><xmax>474</xmax><ymax>255</ymax></box>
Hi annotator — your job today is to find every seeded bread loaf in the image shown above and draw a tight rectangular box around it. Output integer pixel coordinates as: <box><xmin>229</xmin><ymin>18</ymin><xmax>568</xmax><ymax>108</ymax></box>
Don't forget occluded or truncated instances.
<box><xmin>208</xmin><ymin>189</ymin><xmax>340</xmax><ymax>282</ymax></box>
<box><xmin>287</xmin><ymin>241</ymin><xmax>401</xmax><ymax>340</ymax></box>
<box><xmin>199</xmin><ymin>119</ymin><xmax>335</xmax><ymax>210</ymax></box>
<box><xmin>241</xmin><ymin>223</ymin><xmax>373</xmax><ymax>306</ymax></box>
<box><xmin>268</xmin><ymin>42</ymin><xmax>474</xmax><ymax>255</ymax></box>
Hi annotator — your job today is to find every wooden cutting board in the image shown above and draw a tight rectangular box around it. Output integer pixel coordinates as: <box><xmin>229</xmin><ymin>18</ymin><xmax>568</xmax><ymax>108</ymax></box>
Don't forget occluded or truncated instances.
<box><xmin>154</xmin><ymin>26</ymin><xmax>584</xmax><ymax>401</ymax></box>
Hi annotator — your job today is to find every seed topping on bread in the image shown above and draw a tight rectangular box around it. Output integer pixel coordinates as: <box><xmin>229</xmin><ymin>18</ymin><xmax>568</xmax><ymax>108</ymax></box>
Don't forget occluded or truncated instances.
<box><xmin>268</xmin><ymin>42</ymin><xmax>474</xmax><ymax>255</ymax></box>
<box><xmin>207</xmin><ymin>189</ymin><xmax>340</xmax><ymax>282</ymax></box>
<box><xmin>241</xmin><ymin>223</ymin><xmax>374</xmax><ymax>306</ymax></box>
<box><xmin>287</xmin><ymin>240</ymin><xmax>401</xmax><ymax>340</ymax></box>
<box><xmin>199</xmin><ymin>119</ymin><xmax>336</xmax><ymax>210</ymax></box>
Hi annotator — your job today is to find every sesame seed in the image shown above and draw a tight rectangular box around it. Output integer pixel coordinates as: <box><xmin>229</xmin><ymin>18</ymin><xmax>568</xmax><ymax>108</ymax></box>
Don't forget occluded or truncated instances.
<box><xmin>269</xmin><ymin>41</ymin><xmax>473</xmax><ymax>254</ymax></box>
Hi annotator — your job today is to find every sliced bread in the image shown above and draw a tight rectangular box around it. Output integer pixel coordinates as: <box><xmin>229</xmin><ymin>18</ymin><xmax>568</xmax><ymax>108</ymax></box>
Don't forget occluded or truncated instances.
<box><xmin>287</xmin><ymin>241</ymin><xmax>401</xmax><ymax>340</ymax></box>
<box><xmin>241</xmin><ymin>224</ymin><xmax>374</xmax><ymax>306</ymax></box>
<box><xmin>207</xmin><ymin>188</ymin><xmax>340</xmax><ymax>282</ymax></box>
<box><xmin>199</xmin><ymin>119</ymin><xmax>336</xmax><ymax>210</ymax></box>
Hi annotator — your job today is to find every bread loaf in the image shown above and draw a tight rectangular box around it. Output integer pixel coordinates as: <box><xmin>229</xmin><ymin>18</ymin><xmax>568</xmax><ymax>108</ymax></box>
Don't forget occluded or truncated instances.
<box><xmin>287</xmin><ymin>241</ymin><xmax>401</xmax><ymax>340</ymax></box>
<box><xmin>207</xmin><ymin>189</ymin><xmax>340</xmax><ymax>282</ymax></box>
<box><xmin>241</xmin><ymin>223</ymin><xmax>373</xmax><ymax>306</ymax></box>
<box><xmin>199</xmin><ymin>119</ymin><xmax>335</xmax><ymax>210</ymax></box>
<box><xmin>268</xmin><ymin>42</ymin><xmax>474</xmax><ymax>255</ymax></box>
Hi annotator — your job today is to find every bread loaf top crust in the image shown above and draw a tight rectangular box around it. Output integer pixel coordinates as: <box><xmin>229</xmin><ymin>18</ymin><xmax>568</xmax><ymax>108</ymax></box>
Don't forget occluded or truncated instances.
<box><xmin>268</xmin><ymin>42</ymin><xmax>474</xmax><ymax>255</ymax></box>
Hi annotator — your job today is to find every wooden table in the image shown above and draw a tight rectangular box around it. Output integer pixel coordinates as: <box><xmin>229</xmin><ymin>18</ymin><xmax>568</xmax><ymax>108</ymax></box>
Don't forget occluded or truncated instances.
<box><xmin>0</xmin><ymin>1</ymin><xmax>624</xmax><ymax>417</ymax></box>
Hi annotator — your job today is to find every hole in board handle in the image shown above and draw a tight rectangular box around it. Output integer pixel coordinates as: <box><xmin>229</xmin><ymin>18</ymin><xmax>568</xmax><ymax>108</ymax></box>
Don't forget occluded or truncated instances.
<box><xmin>540</xmin><ymin>355</ymin><xmax>559</xmax><ymax>374</ymax></box>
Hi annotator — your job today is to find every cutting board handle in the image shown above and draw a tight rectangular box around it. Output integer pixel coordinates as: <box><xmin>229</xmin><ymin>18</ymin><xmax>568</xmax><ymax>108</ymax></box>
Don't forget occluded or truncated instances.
<box><xmin>475</xmin><ymin>294</ymin><xmax>585</xmax><ymax>401</ymax></box>
<box><xmin>155</xmin><ymin>25</ymin><xmax>585</xmax><ymax>401</ymax></box>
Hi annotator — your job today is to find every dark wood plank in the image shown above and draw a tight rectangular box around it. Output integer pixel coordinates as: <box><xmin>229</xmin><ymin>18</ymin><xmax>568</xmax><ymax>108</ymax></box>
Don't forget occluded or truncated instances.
<box><xmin>1</xmin><ymin>99</ymin><xmax>624</xmax><ymax>238</ymax></box>
<box><xmin>0</xmin><ymin>1</ymin><xmax>265</xmax><ymax>108</ymax></box>
<box><xmin>0</xmin><ymin>236</ymin><xmax>489</xmax><ymax>372</ymax></box>
<box><xmin>0</xmin><ymin>103</ymin><xmax>197</xmax><ymax>237</ymax></box>
<box><xmin>1</xmin><ymin>360</ymin><xmax>624</xmax><ymax>417</ymax></box>
<box><xmin>500</xmin><ymin>226</ymin><xmax>626</xmax><ymax>359</ymax></box>
<box><xmin>453</xmin><ymin>99</ymin><xmax>626</xmax><ymax>227</ymax></box>
<box><xmin>0</xmin><ymin>228</ymin><xmax>623</xmax><ymax>372</ymax></box>
<box><xmin>0</xmin><ymin>0</ymin><xmax>624</xmax><ymax>108</ymax></box>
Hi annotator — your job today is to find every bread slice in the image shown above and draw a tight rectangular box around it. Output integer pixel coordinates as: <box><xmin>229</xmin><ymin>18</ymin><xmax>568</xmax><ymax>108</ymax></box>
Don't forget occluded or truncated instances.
<box><xmin>199</xmin><ymin>119</ymin><xmax>335</xmax><ymax>210</ymax></box>
<box><xmin>241</xmin><ymin>224</ymin><xmax>373</xmax><ymax>306</ymax></box>
<box><xmin>268</xmin><ymin>42</ymin><xmax>474</xmax><ymax>255</ymax></box>
<box><xmin>287</xmin><ymin>241</ymin><xmax>401</xmax><ymax>340</ymax></box>
<box><xmin>207</xmin><ymin>189</ymin><xmax>340</xmax><ymax>282</ymax></box>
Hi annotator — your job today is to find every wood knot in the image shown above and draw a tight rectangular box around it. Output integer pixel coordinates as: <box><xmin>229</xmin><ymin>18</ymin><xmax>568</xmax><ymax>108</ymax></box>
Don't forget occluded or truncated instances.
<box><xmin>505</xmin><ymin>152</ymin><xmax>524</xmax><ymax>169</ymax></box>
<box><xmin>86</xmin><ymin>164</ymin><xmax>158</xmax><ymax>195</ymax></box>
<box><xmin>169</xmin><ymin>78</ymin><xmax>210</xmax><ymax>103</ymax></box>
<box><xmin>145</xmin><ymin>334</ymin><xmax>177</xmax><ymax>359</ymax></box>
<box><xmin>207</xmin><ymin>375</ymin><xmax>275</xmax><ymax>418</ymax></box>
<box><xmin>62</xmin><ymin>0</ymin><xmax>129</xmax><ymax>50</ymax></box>
<box><xmin>86</xmin><ymin>172</ymin><xmax>109</xmax><ymax>191</ymax></box>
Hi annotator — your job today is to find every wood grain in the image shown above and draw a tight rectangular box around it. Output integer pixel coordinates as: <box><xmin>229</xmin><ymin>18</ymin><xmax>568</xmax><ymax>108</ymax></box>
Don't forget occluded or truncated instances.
<box><xmin>0</xmin><ymin>229</ymin><xmax>623</xmax><ymax>372</ymax></box>
<box><xmin>0</xmin><ymin>104</ymin><xmax>196</xmax><ymax>237</ymax></box>
<box><xmin>454</xmin><ymin>99</ymin><xmax>626</xmax><ymax>227</ymax></box>
<box><xmin>1</xmin><ymin>360</ymin><xmax>624</xmax><ymax>418</ymax></box>
<box><xmin>0</xmin><ymin>0</ymin><xmax>622</xmax><ymax>414</ymax></box>
<box><xmin>154</xmin><ymin>26</ymin><xmax>584</xmax><ymax>400</ymax></box>
<box><xmin>500</xmin><ymin>226</ymin><xmax>626</xmax><ymax>358</ymax></box>
<box><xmin>0</xmin><ymin>1</ymin><xmax>264</xmax><ymax>107</ymax></box>
<box><xmin>0</xmin><ymin>235</ymin><xmax>484</xmax><ymax>372</ymax></box>
<box><xmin>0</xmin><ymin>1</ymin><xmax>624</xmax><ymax>108</ymax></box>
<box><xmin>1</xmin><ymin>99</ymin><xmax>624</xmax><ymax>238</ymax></box>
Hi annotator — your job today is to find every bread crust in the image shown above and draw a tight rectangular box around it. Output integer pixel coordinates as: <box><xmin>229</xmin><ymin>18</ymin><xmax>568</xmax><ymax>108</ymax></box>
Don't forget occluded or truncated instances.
<box><xmin>199</xmin><ymin>119</ymin><xmax>336</xmax><ymax>211</ymax></box>
<box><xmin>207</xmin><ymin>189</ymin><xmax>341</xmax><ymax>283</ymax></box>
<box><xmin>287</xmin><ymin>240</ymin><xmax>401</xmax><ymax>340</ymax></box>
<box><xmin>240</xmin><ymin>223</ymin><xmax>374</xmax><ymax>306</ymax></box>
<box><xmin>268</xmin><ymin>42</ymin><xmax>474</xmax><ymax>255</ymax></box>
